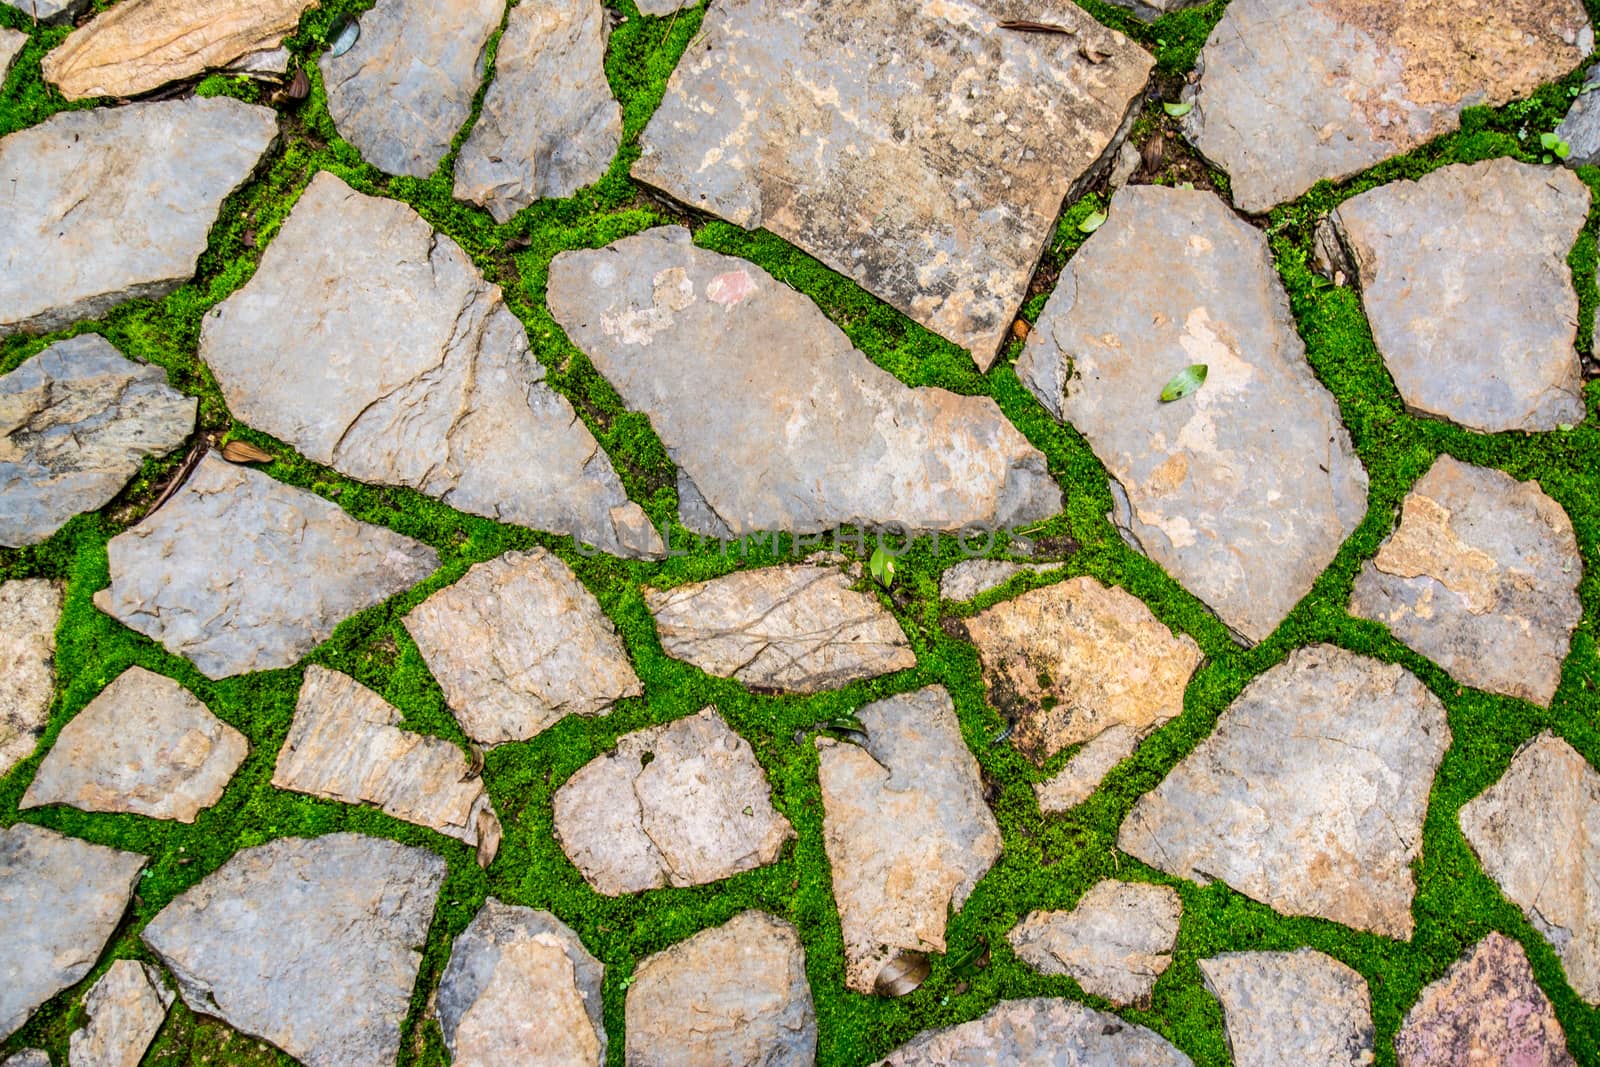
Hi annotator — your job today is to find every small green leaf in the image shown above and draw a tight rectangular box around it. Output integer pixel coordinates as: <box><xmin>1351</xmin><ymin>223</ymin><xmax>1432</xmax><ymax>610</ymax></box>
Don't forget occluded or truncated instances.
<box><xmin>1555</xmin><ymin>139</ymin><xmax>1572</xmax><ymax>159</ymax></box>
<box><xmin>947</xmin><ymin>939</ymin><xmax>989</xmax><ymax>979</ymax></box>
<box><xmin>1078</xmin><ymin>209</ymin><xmax>1107</xmax><ymax>234</ymax></box>
<box><xmin>1542</xmin><ymin>130</ymin><xmax>1560</xmax><ymax>150</ymax></box>
<box><xmin>1163</xmin><ymin>100</ymin><xmax>1193</xmax><ymax>118</ymax></box>
<box><xmin>869</xmin><ymin>546</ymin><xmax>897</xmax><ymax>588</ymax></box>
<box><xmin>1160</xmin><ymin>364</ymin><xmax>1208</xmax><ymax>403</ymax></box>
<box><xmin>1543</xmin><ymin>153</ymin><xmax>1554</xmax><ymax>164</ymax></box>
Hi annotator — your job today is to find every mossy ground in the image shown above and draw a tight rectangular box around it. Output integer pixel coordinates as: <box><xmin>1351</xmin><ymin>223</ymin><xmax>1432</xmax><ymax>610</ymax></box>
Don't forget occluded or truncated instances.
<box><xmin>2</xmin><ymin>0</ymin><xmax>1599</xmax><ymax>1064</ymax></box>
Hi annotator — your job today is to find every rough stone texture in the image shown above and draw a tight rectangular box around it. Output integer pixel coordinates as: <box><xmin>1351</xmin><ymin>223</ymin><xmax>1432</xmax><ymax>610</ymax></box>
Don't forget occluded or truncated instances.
<box><xmin>1118</xmin><ymin>644</ymin><xmax>1450</xmax><ymax>939</ymax></box>
<box><xmin>625</xmin><ymin>911</ymin><xmax>816</xmax><ymax>1067</ymax></box>
<box><xmin>1017</xmin><ymin>186</ymin><xmax>1368</xmax><ymax>644</ymax></box>
<box><xmin>1198</xmin><ymin>949</ymin><xmax>1375</xmax><ymax>1067</ymax></box>
<box><xmin>95</xmin><ymin>454</ymin><xmax>438</xmax><ymax>680</ymax></box>
<box><xmin>1180</xmin><ymin>0</ymin><xmax>1594</xmax><ymax>212</ymax></box>
<box><xmin>1394</xmin><ymin>933</ymin><xmax>1575</xmax><ymax>1067</ymax></box>
<box><xmin>635</xmin><ymin>0</ymin><xmax>690</xmax><ymax>12</ymax></box>
<box><xmin>2</xmin><ymin>1052</ymin><xmax>49</xmax><ymax>1067</ymax></box>
<box><xmin>1034</xmin><ymin>726</ymin><xmax>1147</xmax><ymax>814</ymax></box>
<box><xmin>940</xmin><ymin>560</ymin><xmax>1062</xmax><ymax>602</ymax></box>
<box><xmin>646</xmin><ymin>565</ymin><xmax>915</xmax><ymax>693</ymax></box>
<box><xmin>0</xmin><ymin>824</ymin><xmax>146</xmax><ymax>1041</ymax></box>
<box><xmin>1007</xmin><ymin>881</ymin><xmax>1182</xmax><ymax>1007</ymax></box>
<box><xmin>403</xmin><ymin>548</ymin><xmax>641</xmax><ymax>745</ymax></box>
<box><xmin>273</xmin><ymin>667</ymin><xmax>500</xmax><ymax>857</ymax></box>
<box><xmin>1</xmin><ymin>28</ymin><xmax>24</xmax><ymax>81</ymax></box>
<box><xmin>22</xmin><ymin>666</ymin><xmax>246</xmax><ymax>822</ymax></box>
<box><xmin>1459</xmin><ymin>732</ymin><xmax>1600</xmax><ymax>1004</ymax></box>
<box><xmin>0</xmin><ymin>98</ymin><xmax>278</xmax><ymax>337</ymax></box>
<box><xmin>141</xmin><ymin>833</ymin><xmax>446</xmax><ymax>1067</ymax></box>
<box><xmin>0</xmin><ymin>578</ymin><xmax>60</xmax><ymax>779</ymax></box>
<box><xmin>554</xmin><ymin>708</ymin><xmax>792</xmax><ymax>895</ymax></box>
<box><xmin>817</xmin><ymin>686</ymin><xmax>1001</xmax><ymax>993</ymax></box>
<box><xmin>0</xmin><ymin>0</ymin><xmax>87</xmax><ymax>24</ymax></box>
<box><xmin>68</xmin><ymin>959</ymin><xmax>173</xmax><ymax>1067</ymax></box>
<box><xmin>633</xmin><ymin>0</ymin><xmax>1153</xmax><ymax>368</ymax></box>
<box><xmin>1102</xmin><ymin>0</ymin><xmax>1210</xmax><ymax>22</ymax></box>
<box><xmin>1558</xmin><ymin>66</ymin><xmax>1600</xmax><ymax>166</ymax></box>
<box><xmin>875</xmin><ymin>998</ymin><xmax>1194</xmax><ymax>1066</ymax></box>
<box><xmin>548</xmin><ymin>227</ymin><xmax>1062</xmax><ymax>535</ymax></box>
<box><xmin>1350</xmin><ymin>456</ymin><xmax>1582</xmax><ymax>707</ymax></box>
<box><xmin>437</xmin><ymin>899</ymin><xmax>606</xmax><ymax>1067</ymax></box>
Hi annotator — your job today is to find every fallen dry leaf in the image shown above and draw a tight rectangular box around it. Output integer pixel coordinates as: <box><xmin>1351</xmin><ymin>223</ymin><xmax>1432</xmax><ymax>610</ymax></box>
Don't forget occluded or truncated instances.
<box><xmin>220</xmin><ymin>440</ymin><xmax>273</xmax><ymax>464</ymax></box>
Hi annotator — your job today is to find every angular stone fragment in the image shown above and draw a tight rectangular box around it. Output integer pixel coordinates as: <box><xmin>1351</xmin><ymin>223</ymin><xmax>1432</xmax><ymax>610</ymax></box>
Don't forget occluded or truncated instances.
<box><xmin>554</xmin><ymin>708</ymin><xmax>791</xmax><ymax>895</ymax></box>
<box><xmin>646</xmin><ymin>565</ymin><xmax>914</xmax><ymax>693</ymax></box>
<box><xmin>202</xmin><ymin>172</ymin><xmax>658</xmax><ymax>557</ymax></box>
<box><xmin>141</xmin><ymin>833</ymin><xmax>446</xmax><ymax>1067</ymax></box>
<box><xmin>1103</xmin><ymin>0</ymin><xmax>1209</xmax><ymax>22</ymax></box>
<box><xmin>1199</xmin><ymin>949</ymin><xmax>1375</xmax><ymax>1067</ymax></box>
<box><xmin>1351</xmin><ymin>457</ymin><xmax>1582</xmax><ymax>706</ymax></box>
<box><xmin>1</xmin><ymin>0</ymin><xmax>87</xmax><ymax>24</ymax></box>
<box><xmin>876</xmin><ymin>998</ymin><xmax>1193</xmax><ymax>1066</ymax></box>
<box><xmin>1118</xmin><ymin>645</ymin><xmax>1450</xmax><ymax>939</ymax></box>
<box><xmin>1034</xmin><ymin>726</ymin><xmax>1146</xmax><ymax>814</ymax></box>
<box><xmin>69</xmin><ymin>959</ymin><xmax>174</xmax><ymax>1067</ymax></box>
<box><xmin>2</xmin><ymin>1051</ymin><xmax>49</xmax><ymax>1067</ymax></box>
<box><xmin>404</xmin><ymin>548</ymin><xmax>641</xmax><ymax>745</ymax></box>
<box><xmin>1180</xmin><ymin>0</ymin><xmax>1594</xmax><ymax>212</ymax></box>
<box><xmin>939</xmin><ymin>560</ymin><xmax>1057</xmax><ymax>603</ymax></box>
<box><xmin>1017</xmin><ymin>186</ymin><xmax>1368</xmax><ymax>643</ymax></box>
<box><xmin>635</xmin><ymin>0</ymin><xmax>690</xmax><ymax>13</ymax></box>
<box><xmin>0</xmin><ymin>578</ymin><xmax>60</xmax><ymax>779</ymax></box>
<box><xmin>1557</xmin><ymin>64</ymin><xmax>1600</xmax><ymax>167</ymax></box>
<box><xmin>0</xmin><ymin>98</ymin><xmax>278</xmax><ymax>337</ymax></box>
<box><xmin>1</xmin><ymin>28</ymin><xmax>24</xmax><ymax>81</ymax></box>
<box><xmin>94</xmin><ymin>454</ymin><xmax>438</xmax><ymax>680</ymax></box>
<box><xmin>817</xmin><ymin>686</ymin><xmax>1001</xmax><ymax>993</ymax></box>
<box><xmin>437</xmin><ymin>899</ymin><xmax>606</xmax><ymax>1067</ymax></box>
<box><xmin>634</xmin><ymin>0</ymin><xmax>1153</xmax><ymax>367</ymax></box>
<box><xmin>1008</xmin><ymin>881</ymin><xmax>1182</xmax><ymax>1007</ymax></box>
<box><xmin>548</xmin><ymin>227</ymin><xmax>1062</xmax><ymax>535</ymax></box>
<box><xmin>625</xmin><ymin>911</ymin><xmax>815</xmax><ymax>1067</ymax></box>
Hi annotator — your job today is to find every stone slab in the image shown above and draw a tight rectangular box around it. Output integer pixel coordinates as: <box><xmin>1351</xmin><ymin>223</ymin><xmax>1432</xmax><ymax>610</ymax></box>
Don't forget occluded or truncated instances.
<box><xmin>0</xmin><ymin>578</ymin><xmax>61</xmax><ymax>779</ymax></box>
<box><xmin>1008</xmin><ymin>880</ymin><xmax>1182</xmax><ymax>1007</ymax></box>
<box><xmin>875</xmin><ymin>998</ymin><xmax>1193</xmax><ymax>1066</ymax></box>
<box><xmin>1199</xmin><ymin>949</ymin><xmax>1374</xmax><ymax>1067</ymax></box>
<box><xmin>68</xmin><ymin>959</ymin><xmax>173</xmax><ymax>1067</ymax></box>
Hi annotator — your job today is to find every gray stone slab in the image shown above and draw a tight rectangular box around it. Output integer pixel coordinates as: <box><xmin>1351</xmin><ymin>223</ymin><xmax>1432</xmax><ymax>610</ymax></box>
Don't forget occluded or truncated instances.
<box><xmin>1199</xmin><ymin>949</ymin><xmax>1374</xmax><ymax>1067</ymax></box>
<box><xmin>2</xmin><ymin>1051</ymin><xmax>49</xmax><ymax>1067</ymax></box>
<box><xmin>1008</xmin><ymin>881</ymin><xmax>1182</xmax><ymax>1007</ymax></box>
<box><xmin>1</xmin><ymin>28</ymin><xmax>24</xmax><ymax>80</ymax></box>
<box><xmin>1557</xmin><ymin>66</ymin><xmax>1600</xmax><ymax>166</ymax></box>
<box><xmin>0</xmin><ymin>0</ymin><xmax>88</xmax><ymax>25</ymax></box>
<box><xmin>875</xmin><ymin>998</ymin><xmax>1193</xmax><ymax>1066</ymax></box>
<box><xmin>68</xmin><ymin>959</ymin><xmax>173</xmax><ymax>1067</ymax></box>
<box><xmin>939</xmin><ymin>560</ymin><xmax>1059</xmax><ymax>603</ymax></box>
<box><xmin>0</xmin><ymin>578</ymin><xmax>60</xmax><ymax>779</ymax></box>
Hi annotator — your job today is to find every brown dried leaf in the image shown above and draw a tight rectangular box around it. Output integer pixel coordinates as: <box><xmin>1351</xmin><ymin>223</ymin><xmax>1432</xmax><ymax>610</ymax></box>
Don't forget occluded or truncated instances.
<box><xmin>997</xmin><ymin>19</ymin><xmax>1076</xmax><ymax>34</ymax></box>
<box><xmin>874</xmin><ymin>952</ymin><xmax>930</xmax><ymax>998</ymax></box>
<box><xmin>461</xmin><ymin>743</ymin><xmax>485</xmax><ymax>782</ymax></box>
<box><xmin>221</xmin><ymin>440</ymin><xmax>274</xmax><ymax>464</ymax></box>
<box><xmin>474</xmin><ymin>807</ymin><xmax>500</xmax><ymax>869</ymax></box>
<box><xmin>286</xmin><ymin>67</ymin><xmax>310</xmax><ymax>101</ymax></box>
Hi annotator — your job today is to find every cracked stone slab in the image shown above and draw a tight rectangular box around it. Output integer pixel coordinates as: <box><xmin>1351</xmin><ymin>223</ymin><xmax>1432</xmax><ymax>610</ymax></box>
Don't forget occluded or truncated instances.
<box><xmin>626</xmin><ymin>911</ymin><xmax>815</xmax><ymax>1066</ymax></box>
<box><xmin>22</xmin><ymin>666</ymin><xmax>246</xmax><ymax>822</ymax></box>
<box><xmin>1118</xmin><ymin>644</ymin><xmax>1450</xmax><ymax>939</ymax></box>
<box><xmin>1351</xmin><ymin>456</ymin><xmax>1582</xmax><ymax>706</ymax></box>
<box><xmin>202</xmin><ymin>172</ymin><xmax>658</xmax><ymax>558</ymax></box>
<box><xmin>1179</xmin><ymin>0</ymin><xmax>1593</xmax><ymax>212</ymax></box>
<box><xmin>1557</xmin><ymin>64</ymin><xmax>1600</xmax><ymax>166</ymax></box>
<box><xmin>141</xmin><ymin>833</ymin><xmax>446</xmax><ymax>1067</ymax></box>
<box><xmin>548</xmin><ymin>227</ymin><xmax>1062</xmax><ymax>535</ymax></box>
<box><xmin>939</xmin><ymin>560</ymin><xmax>1059</xmax><ymax>603</ymax></box>
<box><xmin>646</xmin><ymin>564</ymin><xmax>915</xmax><ymax>693</ymax></box>
<box><xmin>0</xmin><ymin>578</ymin><xmax>60</xmax><ymax>779</ymax></box>
<box><xmin>1</xmin><ymin>0</ymin><xmax>87</xmax><ymax>23</ymax></box>
<box><xmin>1</xmin><ymin>28</ymin><xmax>23</xmax><ymax>80</ymax></box>
<box><xmin>633</xmin><ymin>0</ymin><xmax>1152</xmax><ymax>368</ymax></box>
<box><xmin>1017</xmin><ymin>186</ymin><xmax>1368</xmax><ymax>644</ymax></box>
<box><xmin>875</xmin><ymin>998</ymin><xmax>1194</xmax><ymax>1066</ymax></box>
<box><xmin>1199</xmin><ymin>949</ymin><xmax>1375</xmax><ymax>1067</ymax></box>
<box><xmin>1007</xmin><ymin>880</ymin><xmax>1182</xmax><ymax>1007</ymax></box>
<box><xmin>403</xmin><ymin>548</ymin><xmax>641</xmax><ymax>746</ymax></box>
<box><xmin>94</xmin><ymin>454</ymin><xmax>438</xmax><ymax>680</ymax></box>
<box><xmin>817</xmin><ymin>686</ymin><xmax>1001</xmax><ymax>993</ymax></box>
<box><xmin>0</xmin><ymin>97</ymin><xmax>278</xmax><ymax>337</ymax></box>
<box><xmin>69</xmin><ymin>959</ymin><xmax>173</xmax><ymax>1067</ymax></box>
<box><xmin>553</xmin><ymin>708</ymin><xmax>792</xmax><ymax>895</ymax></box>
<box><xmin>1</xmin><ymin>335</ymin><xmax>195</xmax><ymax>547</ymax></box>
<box><xmin>2</xmin><ymin>1052</ymin><xmax>48</xmax><ymax>1067</ymax></box>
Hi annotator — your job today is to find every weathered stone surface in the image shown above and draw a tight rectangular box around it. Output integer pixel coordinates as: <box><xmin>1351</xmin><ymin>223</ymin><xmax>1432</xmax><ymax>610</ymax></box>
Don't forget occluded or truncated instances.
<box><xmin>1</xmin><ymin>28</ymin><xmax>24</xmax><ymax>80</ymax></box>
<box><xmin>1394</xmin><ymin>933</ymin><xmax>1575</xmax><ymax>1067</ymax></box>
<box><xmin>940</xmin><ymin>560</ymin><xmax>1061</xmax><ymax>603</ymax></box>
<box><xmin>202</xmin><ymin>172</ymin><xmax>658</xmax><ymax>557</ymax></box>
<box><xmin>548</xmin><ymin>227</ymin><xmax>1062</xmax><ymax>535</ymax></box>
<box><xmin>273</xmin><ymin>667</ymin><xmax>500</xmax><ymax>857</ymax></box>
<box><xmin>0</xmin><ymin>578</ymin><xmax>60</xmax><ymax>779</ymax></box>
<box><xmin>1034</xmin><ymin>726</ymin><xmax>1145</xmax><ymax>814</ymax></box>
<box><xmin>817</xmin><ymin>686</ymin><xmax>1001</xmax><ymax>993</ymax></box>
<box><xmin>22</xmin><ymin>666</ymin><xmax>246</xmax><ymax>822</ymax></box>
<box><xmin>1199</xmin><ymin>949</ymin><xmax>1375</xmax><ymax>1067</ymax></box>
<box><xmin>1</xmin><ymin>0</ymin><xmax>86</xmax><ymax>24</ymax></box>
<box><xmin>635</xmin><ymin>0</ymin><xmax>691</xmax><ymax>13</ymax></box>
<box><xmin>2</xmin><ymin>1051</ymin><xmax>49</xmax><ymax>1067</ymax></box>
<box><xmin>646</xmin><ymin>565</ymin><xmax>914</xmax><ymax>693</ymax></box>
<box><xmin>1558</xmin><ymin>65</ymin><xmax>1600</xmax><ymax>166</ymax></box>
<box><xmin>876</xmin><ymin>998</ymin><xmax>1194</xmax><ymax>1066</ymax></box>
<box><xmin>0</xmin><ymin>98</ymin><xmax>278</xmax><ymax>337</ymax></box>
<box><xmin>437</xmin><ymin>899</ymin><xmax>606</xmax><ymax>1067</ymax></box>
<box><xmin>69</xmin><ymin>959</ymin><xmax>173</xmax><ymax>1067</ymax></box>
<box><xmin>319</xmin><ymin>0</ymin><xmax>500</xmax><ymax>177</ymax></box>
<box><xmin>0</xmin><ymin>824</ymin><xmax>145</xmax><ymax>1041</ymax></box>
<box><xmin>1351</xmin><ymin>457</ymin><xmax>1582</xmax><ymax>706</ymax></box>
<box><xmin>554</xmin><ymin>708</ymin><xmax>791</xmax><ymax>895</ymax></box>
<box><xmin>1008</xmin><ymin>881</ymin><xmax>1181</xmax><ymax>1007</ymax></box>
<box><xmin>1102</xmin><ymin>0</ymin><xmax>1210</xmax><ymax>23</ymax></box>
<box><xmin>404</xmin><ymin>548</ymin><xmax>640</xmax><ymax>745</ymax></box>
<box><xmin>1017</xmin><ymin>186</ymin><xmax>1368</xmax><ymax>644</ymax></box>
<box><xmin>141</xmin><ymin>833</ymin><xmax>446</xmax><ymax>1067</ymax></box>
<box><xmin>625</xmin><ymin>911</ymin><xmax>815</xmax><ymax>1067</ymax></box>
<box><xmin>1118</xmin><ymin>644</ymin><xmax>1450</xmax><ymax>939</ymax></box>
<box><xmin>633</xmin><ymin>0</ymin><xmax>1152</xmax><ymax>367</ymax></box>
<box><xmin>95</xmin><ymin>454</ymin><xmax>438</xmax><ymax>680</ymax></box>
<box><xmin>1460</xmin><ymin>732</ymin><xmax>1600</xmax><ymax>1004</ymax></box>
<box><xmin>1180</xmin><ymin>0</ymin><xmax>1594</xmax><ymax>212</ymax></box>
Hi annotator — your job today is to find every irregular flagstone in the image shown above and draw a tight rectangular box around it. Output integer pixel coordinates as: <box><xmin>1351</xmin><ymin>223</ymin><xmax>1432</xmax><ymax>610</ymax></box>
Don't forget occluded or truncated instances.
<box><xmin>633</xmin><ymin>0</ymin><xmax>1153</xmax><ymax>367</ymax></box>
<box><xmin>2</xmin><ymin>1052</ymin><xmax>49</xmax><ymax>1067</ymax></box>
<box><xmin>1</xmin><ymin>28</ymin><xmax>23</xmax><ymax>81</ymax></box>
<box><xmin>1</xmin><ymin>824</ymin><xmax>146</xmax><ymax>1041</ymax></box>
<box><xmin>625</xmin><ymin>911</ymin><xmax>816</xmax><ymax>1067</ymax></box>
<box><xmin>1179</xmin><ymin>0</ymin><xmax>1593</xmax><ymax>212</ymax></box>
<box><xmin>816</xmin><ymin>686</ymin><xmax>1001</xmax><ymax>993</ymax></box>
<box><xmin>875</xmin><ymin>998</ymin><xmax>1193</xmax><ymax>1066</ymax></box>
<box><xmin>141</xmin><ymin>833</ymin><xmax>446</xmax><ymax>1067</ymax></box>
<box><xmin>553</xmin><ymin>708</ymin><xmax>792</xmax><ymax>895</ymax></box>
<box><xmin>547</xmin><ymin>227</ymin><xmax>1062</xmax><ymax>535</ymax></box>
<box><xmin>0</xmin><ymin>578</ymin><xmax>60</xmax><ymax>779</ymax></box>
<box><xmin>1</xmin><ymin>0</ymin><xmax>87</xmax><ymax>24</ymax></box>
<box><xmin>940</xmin><ymin>560</ymin><xmax>1059</xmax><ymax>603</ymax></box>
<box><xmin>1557</xmin><ymin>64</ymin><xmax>1600</xmax><ymax>167</ymax></box>
<box><xmin>0</xmin><ymin>98</ymin><xmax>278</xmax><ymax>337</ymax></box>
<box><xmin>1</xmin><ymin>335</ymin><xmax>195</xmax><ymax>547</ymax></box>
<box><xmin>22</xmin><ymin>666</ymin><xmax>246</xmax><ymax>822</ymax></box>
<box><xmin>202</xmin><ymin>172</ymin><xmax>658</xmax><ymax>558</ymax></box>
<box><xmin>1017</xmin><ymin>186</ymin><xmax>1368</xmax><ymax>644</ymax></box>
<box><xmin>1350</xmin><ymin>456</ymin><xmax>1582</xmax><ymax>706</ymax></box>
<box><xmin>635</xmin><ymin>0</ymin><xmax>691</xmax><ymax>13</ymax></box>
<box><xmin>437</xmin><ymin>899</ymin><xmax>606</xmax><ymax>1067</ymax></box>
<box><xmin>1459</xmin><ymin>732</ymin><xmax>1600</xmax><ymax>1004</ymax></box>
<box><xmin>1198</xmin><ymin>949</ymin><xmax>1375</xmax><ymax>1067</ymax></box>
<box><xmin>1118</xmin><ymin>644</ymin><xmax>1450</xmax><ymax>939</ymax></box>
<box><xmin>94</xmin><ymin>454</ymin><xmax>438</xmax><ymax>680</ymax></box>
<box><xmin>645</xmin><ymin>564</ymin><xmax>915</xmax><ymax>693</ymax></box>
<box><xmin>1103</xmin><ymin>0</ymin><xmax>1209</xmax><ymax>22</ymax></box>
<box><xmin>1034</xmin><ymin>725</ymin><xmax>1144</xmax><ymax>814</ymax></box>
<box><xmin>69</xmin><ymin>959</ymin><xmax>173</xmax><ymax>1067</ymax></box>
<box><xmin>1007</xmin><ymin>880</ymin><xmax>1182</xmax><ymax>1007</ymax></box>
<box><xmin>403</xmin><ymin>548</ymin><xmax>641</xmax><ymax>746</ymax></box>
